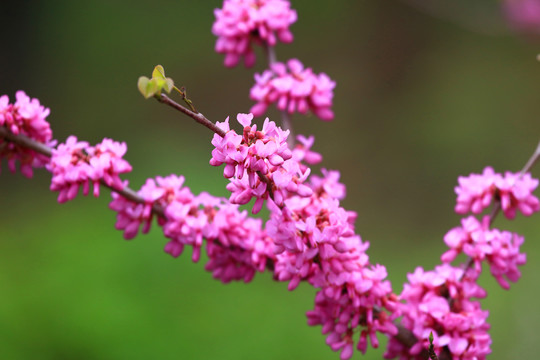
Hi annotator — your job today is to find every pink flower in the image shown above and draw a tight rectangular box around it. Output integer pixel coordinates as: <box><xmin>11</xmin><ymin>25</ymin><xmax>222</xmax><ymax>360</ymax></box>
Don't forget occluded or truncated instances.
<box><xmin>88</xmin><ymin>138</ymin><xmax>132</xmax><ymax>192</ymax></box>
<box><xmin>502</xmin><ymin>0</ymin><xmax>540</xmax><ymax>34</ymax></box>
<box><xmin>454</xmin><ymin>166</ymin><xmax>540</xmax><ymax>219</ymax></box>
<box><xmin>162</xmin><ymin>187</ymin><xmax>206</xmax><ymax>262</ymax></box>
<box><xmin>441</xmin><ymin>215</ymin><xmax>527</xmax><ymax>289</ymax></box>
<box><xmin>210</xmin><ymin>113</ymin><xmax>312</xmax><ymax>212</ymax></box>
<box><xmin>250</xmin><ymin>58</ymin><xmax>336</xmax><ymax>120</ymax></box>
<box><xmin>454</xmin><ymin>167</ymin><xmax>499</xmax><ymax>214</ymax></box>
<box><xmin>212</xmin><ymin>0</ymin><xmax>297</xmax><ymax>67</ymax></box>
<box><xmin>109</xmin><ymin>175</ymin><xmax>187</xmax><ymax>239</ymax></box>
<box><xmin>0</xmin><ymin>91</ymin><xmax>55</xmax><ymax>177</ymax></box>
<box><xmin>48</xmin><ymin>136</ymin><xmax>132</xmax><ymax>203</ymax></box>
<box><xmin>292</xmin><ymin>134</ymin><xmax>323</xmax><ymax>173</ymax></box>
<box><xmin>48</xmin><ymin>136</ymin><xmax>94</xmax><ymax>203</ymax></box>
<box><xmin>495</xmin><ymin>171</ymin><xmax>540</xmax><ymax>219</ymax></box>
<box><xmin>386</xmin><ymin>265</ymin><xmax>491</xmax><ymax>360</ymax></box>
<box><xmin>204</xmin><ymin>200</ymin><xmax>275</xmax><ymax>283</ymax></box>
<box><xmin>265</xmin><ymin>166</ymin><xmax>398</xmax><ymax>358</ymax></box>
<box><xmin>162</xmin><ymin>189</ymin><xmax>276</xmax><ymax>282</ymax></box>
<box><xmin>306</xmin><ymin>265</ymin><xmax>398</xmax><ymax>359</ymax></box>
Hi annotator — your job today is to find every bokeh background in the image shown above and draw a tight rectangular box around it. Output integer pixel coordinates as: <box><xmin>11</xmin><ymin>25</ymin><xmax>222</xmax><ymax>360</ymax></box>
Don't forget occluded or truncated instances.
<box><xmin>2</xmin><ymin>1</ymin><xmax>540</xmax><ymax>359</ymax></box>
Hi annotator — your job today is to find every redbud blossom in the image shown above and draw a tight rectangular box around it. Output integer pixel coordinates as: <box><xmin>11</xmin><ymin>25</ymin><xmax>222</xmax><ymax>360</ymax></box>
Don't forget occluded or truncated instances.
<box><xmin>210</xmin><ymin>113</ymin><xmax>312</xmax><ymax>213</ymax></box>
<box><xmin>502</xmin><ymin>0</ymin><xmax>540</xmax><ymax>34</ymax></box>
<box><xmin>386</xmin><ymin>265</ymin><xmax>491</xmax><ymax>360</ymax></box>
<box><xmin>442</xmin><ymin>216</ymin><xmax>527</xmax><ymax>289</ymax></box>
<box><xmin>250</xmin><ymin>58</ymin><xmax>336</xmax><ymax>120</ymax></box>
<box><xmin>48</xmin><ymin>136</ymin><xmax>132</xmax><ymax>203</ymax></box>
<box><xmin>0</xmin><ymin>91</ymin><xmax>55</xmax><ymax>177</ymax></box>
<box><xmin>109</xmin><ymin>175</ymin><xmax>187</xmax><ymax>239</ymax></box>
<box><xmin>454</xmin><ymin>166</ymin><xmax>540</xmax><ymax>219</ymax></box>
<box><xmin>266</xmin><ymin>169</ymin><xmax>398</xmax><ymax>358</ymax></box>
<box><xmin>203</xmin><ymin>197</ymin><xmax>275</xmax><ymax>283</ymax></box>
<box><xmin>212</xmin><ymin>0</ymin><xmax>297</xmax><ymax>67</ymax></box>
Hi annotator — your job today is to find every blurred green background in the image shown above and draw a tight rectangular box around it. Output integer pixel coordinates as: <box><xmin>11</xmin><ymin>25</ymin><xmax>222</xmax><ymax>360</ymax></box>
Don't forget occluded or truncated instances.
<box><xmin>1</xmin><ymin>1</ymin><xmax>540</xmax><ymax>359</ymax></box>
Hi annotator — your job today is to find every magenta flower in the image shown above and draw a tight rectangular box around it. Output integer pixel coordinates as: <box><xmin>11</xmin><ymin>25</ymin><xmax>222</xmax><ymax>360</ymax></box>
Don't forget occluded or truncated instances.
<box><xmin>162</xmin><ymin>186</ymin><xmax>207</xmax><ymax>262</ymax></box>
<box><xmin>454</xmin><ymin>166</ymin><xmax>499</xmax><ymax>214</ymax></box>
<box><xmin>162</xmin><ymin>188</ymin><xmax>276</xmax><ymax>281</ymax></box>
<box><xmin>210</xmin><ymin>113</ymin><xmax>312</xmax><ymax>213</ymax></box>
<box><xmin>291</xmin><ymin>134</ymin><xmax>323</xmax><ymax>173</ymax></box>
<box><xmin>212</xmin><ymin>0</ymin><xmax>297</xmax><ymax>67</ymax></box>
<box><xmin>250</xmin><ymin>58</ymin><xmax>336</xmax><ymax>120</ymax></box>
<box><xmin>48</xmin><ymin>136</ymin><xmax>132</xmax><ymax>203</ymax></box>
<box><xmin>441</xmin><ymin>215</ymin><xmax>527</xmax><ymax>289</ymax></box>
<box><xmin>263</xmin><ymin>167</ymin><xmax>398</xmax><ymax>359</ymax></box>
<box><xmin>306</xmin><ymin>264</ymin><xmax>398</xmax><ymax>360</ymax></box>
<box><xmin>454</xmin><ymin>166</ymin><xmax>540</xmax><ymax>219</ymax></box>
<box><xmin>502</xmin><ymin>0</ymin><xmax>540</xmax><ymax>34</ymax></box>
<box><xmin>109</xmin><ymin>175</ymin><xmax>187</xmax><ymax>239</ymax></box>
<box><xmin>48</xmin><ymin>136</ymin><xmax>94</xmax><ymax>203</ymax></box>
<box><xmin>203</xmin><ymin>199</ymin><xmax>275</xmax><ymax>283</ymax></box>
<box><xmin>0</xmin><ymin>91</ymin><xmax>55</xmax><ymax>177</ymax></box>
<box><xmin>495</xmin><ymin>170</ymin><xmax>540</xmax><ymax>219</ymax></box>
<box><xmin>386</xmin><ymin>265</ymin><xmax>491</xmax><ymax>360</ymax></box>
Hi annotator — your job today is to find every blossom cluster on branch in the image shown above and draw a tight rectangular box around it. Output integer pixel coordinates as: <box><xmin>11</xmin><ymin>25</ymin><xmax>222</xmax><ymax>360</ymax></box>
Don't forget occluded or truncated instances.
<box><xmin>1</xmin><ymin>1</ymin><xmax>539</xmax><ymax>359</ymax></box>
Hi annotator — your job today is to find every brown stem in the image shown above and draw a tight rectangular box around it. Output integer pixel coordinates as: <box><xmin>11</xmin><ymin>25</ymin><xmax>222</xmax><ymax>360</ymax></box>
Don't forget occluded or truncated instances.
<box><xmin>0</xmin><ymin>126</ymin><xmax>52</xmax><ymax>157</ymax></box>
<box><xmin>520</xmin><ymin>140</ymin><xmax>540</xmax><ymax>176</ymax></box>
<box><xmin>157</xmin><ymin>93</ymin><xmax>226</xmax><ymax>138</ymax></box>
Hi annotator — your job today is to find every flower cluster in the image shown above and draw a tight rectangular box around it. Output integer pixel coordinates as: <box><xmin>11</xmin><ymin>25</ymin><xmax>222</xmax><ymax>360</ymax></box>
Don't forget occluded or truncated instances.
<box><xmin>109</xmin><ymin>174</ymin><xmax>275</xmax><ymax>283</ymax></box>
<box><xmin>454</xmin><ymin>166</ymin><xmax>540</xmax><ymax>219</ymax></box>
<box><xmin>212</xmin><ymin>0</ymin><xmax>297</xmax><ymax>67</ymax></box>
<box><xmin>250</xmin><ymin>58</ymin><xmax>336</xmax><ymax>120</ymax></box>
<box><xmin>0</xmin><ymin>91</ymin><xmax>55</xmax><ymax>177</ymax></box>
<box><xmin>266</xmin><ymin>169</ymin><xmax>398</xmax><ymax>359</ymax></box>
<box><xmin>48</xmin><ymin>136</ymin><xmax>132</xmax><ymax>203</ymax></box>
<box><xmin>210</xmin><ymin>113</ymin><xmax>312</xmax><ymax>213</ymax></box>
<box><xmin>109</xmin><ymin>175</ymin><xmax>187</xmax><ymax>239</ymax></box>
<box><xmin>202</xmin><ymin>196</ymin><xmax>275</xmax><ymax>283</ymax></box>
<box><xmin>163</xmin><ymin>190</ymin><xmax>275</xmax><ymax>281</ymax></box>
<box><xmin>502</xmin><ymin>0</ymin><xmax>540</xmax><ymax>34</ymax></box>
<box><xmin>386</xmin><ymin>265</ymin><xmax>491</xmax><ymax>360</ymax></box>
<box><xmin>0</xmin><ymin>1</ymin><xmax>538</xmax><ymax>359</ymax></box>
<box><xmin>442</xmin><ymin>216</ymin><xmax>526</xmax><ymax>289</ymax></box>
<box><xmin>307</xmin><ymin>265</ymin><xmax>399</xmax><ymax>359</ymax></box>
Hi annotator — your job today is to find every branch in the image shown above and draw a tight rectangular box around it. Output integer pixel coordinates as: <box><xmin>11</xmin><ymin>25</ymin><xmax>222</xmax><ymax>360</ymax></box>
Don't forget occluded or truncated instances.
<box><xmin>520</xmin><ymin>140</ymin><xmax>540</xmax><ymax>176</ymax></box>
<box><xmin>0</xmin><ymin>126</ymin><xmax>52</xmax><ymax>157</ymax></box>
<box><xmin>157</xmin><ymin>93</ymin><xmax>226</xmax><ymax>137</ymax></box>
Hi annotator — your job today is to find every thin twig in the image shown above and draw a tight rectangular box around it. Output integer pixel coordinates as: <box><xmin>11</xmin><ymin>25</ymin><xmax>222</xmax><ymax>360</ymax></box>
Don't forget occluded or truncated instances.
<box><xmin>157</xmin><ymin>93</ymin><xmax>226</xmax><ymax>137</ymax></box>
<box><xmin>520</xmin><ymin>140</ymin><xmax>540</xmax><ymax>176</ymax></box>
<box><xmin>0</xmin><ymin>126</ymin><xmax>52</xmax><ymax>157</ymax></box>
